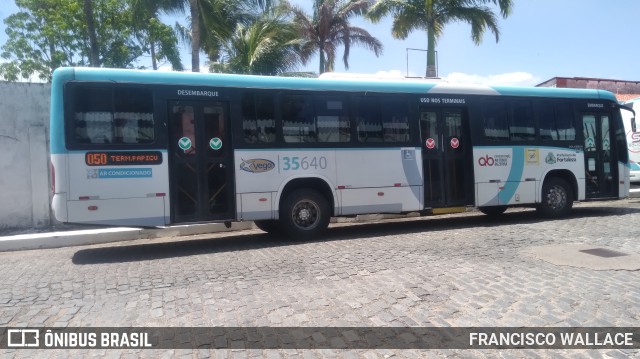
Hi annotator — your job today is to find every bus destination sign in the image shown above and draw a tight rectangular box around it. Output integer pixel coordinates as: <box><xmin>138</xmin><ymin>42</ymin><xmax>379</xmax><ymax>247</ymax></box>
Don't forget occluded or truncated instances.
<box><xmin>85</xmin><ymin>151</ymin><xmax>163</xmax><ymax>166</ymax></box>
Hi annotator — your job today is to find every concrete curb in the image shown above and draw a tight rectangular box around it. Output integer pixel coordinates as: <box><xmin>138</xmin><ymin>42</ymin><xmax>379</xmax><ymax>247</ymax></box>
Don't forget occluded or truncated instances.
<box><xmin>0</xmin><ymin>222</ymin><xmax>254</xmax><ymax>252</ymax></box>
<box><xmin>0</xmin><ymin>213</ymin><xmax>425</xmax><ymax>252</ymax></box>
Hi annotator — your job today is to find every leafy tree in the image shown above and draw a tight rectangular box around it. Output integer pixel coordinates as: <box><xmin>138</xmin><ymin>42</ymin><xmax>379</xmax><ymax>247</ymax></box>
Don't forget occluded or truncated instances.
<box><xmin>0</xmin><ymin>0</ymin><xmax>142</xmax><ymax>81</ymax></box>
<box><xmin>368</xmin><ymin>0</ymin><xmax>512</xmax><ymax>77</ymax></box>
<box><xmin>0</xmin><ymin>0</ymin><xmax>84</xmax><ymax>81</ymax></box>
<box><xmin>213</xmin><ymin>8</ymin><xmax>303</xmax><ymax>75</ymax></box>
<box><xmin>91</xmin><ymin>0</ymin><xmax>142</xmax><ymax>68</ymax></box>
<box><xmin>289</xmin><ymin>0</ymin><xmax>383</xmax><ymax>74</ymax></box>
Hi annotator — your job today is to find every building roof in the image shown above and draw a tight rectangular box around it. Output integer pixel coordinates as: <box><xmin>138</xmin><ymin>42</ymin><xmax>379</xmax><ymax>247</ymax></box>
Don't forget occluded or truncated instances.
<box><xmin>537</xmin><ymin>76</ymin><xmax>640</xmax><ymax>87</ymax></box>
<box><xmin>616</xmin><ymin>94</ymin><xmax>640</xmax><ymax>102</ymax></box>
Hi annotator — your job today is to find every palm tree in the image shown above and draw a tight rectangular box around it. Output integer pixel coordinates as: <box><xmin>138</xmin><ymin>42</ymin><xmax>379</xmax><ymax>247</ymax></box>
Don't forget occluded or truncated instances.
<box><xmin>172</xmin><ymin>0</ymin><xmax>261</xmax><ymax>72</ymax></box>
<box><xmin>129</xmin><ymin>0</ymin><xmax>184</xmax><ymax>70</ymax></box>
<box><xmin>153</xmin><ymin>0</ymin><xmax>272</xmax><ymax>72</ymax></box>
<box><xmin>290</xmin><ymin>0</ymin><xmax>383</xmax><ymax>74</ymax></box>
<box><xmin>188</xmin><ymin>0</ymin><xmax>201</xmax><ymax>71</ymax></box>
<box><xmin>151</xmin><ymin>0</ymin><xmax>229</xmax><ymax>72</ymax></box>
<box><xmin>368</xmin><ymin>0</ymin><xmax>513</xmax><ymax>78</ymax></box>
<box><xmin>214</xmin><ymin>12</ymin><xmax>303</xmax><ymax>75</ymax></box>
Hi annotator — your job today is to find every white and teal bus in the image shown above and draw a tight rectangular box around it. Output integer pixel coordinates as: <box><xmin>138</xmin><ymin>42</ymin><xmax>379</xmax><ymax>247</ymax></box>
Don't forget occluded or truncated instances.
<box><xmin>50</xmin><ymin>67</ymin><xmax>636</xmax><ymax>237</ymax></box>
<box><xmin>622</xmin><ymin>97</ymin><xmax>640</xmax><ymax>182</ymax></box>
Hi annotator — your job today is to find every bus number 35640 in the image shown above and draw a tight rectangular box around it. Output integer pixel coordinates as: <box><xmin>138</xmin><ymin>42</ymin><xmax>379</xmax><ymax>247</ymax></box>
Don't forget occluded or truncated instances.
<box><xmin>281</xmin><ymin>156</ymin><xmax>328</xmax><ymax>171</ymax></box>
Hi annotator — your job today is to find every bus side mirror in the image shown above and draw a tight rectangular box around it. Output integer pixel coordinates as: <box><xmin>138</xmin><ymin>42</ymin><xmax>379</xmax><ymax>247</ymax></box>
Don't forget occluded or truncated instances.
<box><xmin>633</xmin><ymin>117</ymin><xmax>637</xmax><ymax>133</ymax></box>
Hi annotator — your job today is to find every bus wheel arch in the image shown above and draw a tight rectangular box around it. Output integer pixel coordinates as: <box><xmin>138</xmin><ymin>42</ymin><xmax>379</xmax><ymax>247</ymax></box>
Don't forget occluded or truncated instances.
<box><xmin>479</xmin><ymin>206</ymin><xmax>508</xmax><ymax>216</ymax></box>
<box><xmin>537</xmin><ymin>171</ymin><xmax>576</xmax><ymax>218</ymax></box>
<box><xmin>540</xmin><ymin>170</ymin><xmax>579</xmax><ymax>202</ymax></box>
<box><xmin>277</xmin><ymin>178</ymin><xmax>335</xmax><ymax>238</ymax></box>
<box><xmin>253</xmin><ymin>220</ymin><xmax>282</xmax><ymax>235</ymax></box>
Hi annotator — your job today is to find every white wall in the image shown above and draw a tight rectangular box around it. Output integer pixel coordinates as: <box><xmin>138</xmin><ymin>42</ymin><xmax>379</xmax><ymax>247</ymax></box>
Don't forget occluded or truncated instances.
<box><xmin>0</xmin><ymin>82</ymin><xmax>52</xmax><ymax>229</ymax></box>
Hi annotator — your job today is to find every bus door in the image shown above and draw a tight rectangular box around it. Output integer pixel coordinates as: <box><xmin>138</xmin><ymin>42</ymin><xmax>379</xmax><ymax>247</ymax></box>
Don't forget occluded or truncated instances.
<box><xmin>582</xmin><ymin>112</ymin><xmax>617</xmax><ymax>199</ymax></box>
<box><xmin>420</xmin><ymin>106</ymin><xmax>472</xmax><ymax>207</ymax></box>
<box><xmin>168</xmin><ymin>100</ymin><xmax>234</xmax><ymax>223</ymax></box>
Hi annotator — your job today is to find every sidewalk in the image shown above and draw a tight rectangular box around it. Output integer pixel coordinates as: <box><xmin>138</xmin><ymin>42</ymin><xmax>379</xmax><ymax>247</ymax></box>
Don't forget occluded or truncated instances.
<box><xmin>0</xmin><ymin>222</ymin><xmax>254</xmax><ymax>252</ymax></box>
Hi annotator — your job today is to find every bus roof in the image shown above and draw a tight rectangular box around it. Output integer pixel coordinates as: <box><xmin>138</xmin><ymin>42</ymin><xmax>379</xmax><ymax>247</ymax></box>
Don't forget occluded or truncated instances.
<box><xmin>53</xmin><ymin>67</ymin><xmax>618</xmax><ymax>102</ymax></box>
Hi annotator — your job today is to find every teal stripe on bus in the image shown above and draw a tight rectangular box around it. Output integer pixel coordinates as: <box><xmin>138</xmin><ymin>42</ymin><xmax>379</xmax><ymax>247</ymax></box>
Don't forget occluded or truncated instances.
<box><xmin>65</xmin><ymin>67</ymin><xmax>440</xmax><ymax>94</ymax></box>
<box><xmin>498</xmin><ymin>147</ymin><xmax>526</xmax><ymax>204</ymax></box>
<box><xmin>492</xmin><ymin>86</ymin><xmax>617</xmax><ymax>101</ymax></box>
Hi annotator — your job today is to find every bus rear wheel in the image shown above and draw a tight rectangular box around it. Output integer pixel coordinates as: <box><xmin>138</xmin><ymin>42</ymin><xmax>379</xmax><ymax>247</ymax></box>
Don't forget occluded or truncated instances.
<box><xmin>280</xmin><ymin>189</ymin><xmax>330</xmax><ymax>239</ymax></box>
<box><xmin>479</xmin><ymin>206</ymin><xmax>507</xmax><ymax>216</ymax></box>
<box><xmin>537</xmin><ymin>177</ymin><xmax>573</xmax><ymax>218</ymax></box>
<box><xmin>254</xmin><ymin>220</ymin><xmax>281</xmax><ymax>235</ymax></box>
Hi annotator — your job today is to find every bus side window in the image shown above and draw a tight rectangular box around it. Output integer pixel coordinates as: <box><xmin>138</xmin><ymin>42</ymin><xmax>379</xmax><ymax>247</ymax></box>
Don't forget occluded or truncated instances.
<box><xmin>381</xmin><ymin>98</ymin><xmax>410</xmax><ymax>143</ymax></box>
<box><xmin>73</xmin><ymin>87</ymin><xmax>112</xmax><ymax>144</ymax></box>
<box><xmin>482</xmin><ymin>101</ymin><xmax>509</xmax><ymax>141</ymax></box>
<box><xmin>282</xmin><ymin>94</ymin><xmax>316</xmax><ymax>143</ymax></box>
<box><xmin>555</xmin><ymin>104</ymin><xmax>576</xmax><ymax>141</ymax></box>
<box><xmin>509</xmin><ymin>100</ymin><xmax>535</xmax><ymax>141</ymax></box>
<box><xmin>113</xmin><ymin>87</ymin><xmax>154</xmax><ymax>144</ymax></box>
<box><xmin>354</xmin><ymin>97</ymin><xmax>382</xmax><ymax>143</ymax></box>
<box><xmin>70</xmin><ymin>85</ymin><xmax>154</xmax><ymax>146</ymax></box>
<box><xmin>538</xmin><ymin>102</ymin><xmax>576</xmax><ymax>142</ymax></box>
<box><xmin>538</xmin><ymin>103</ymin><xmax>556</xmax><ymax>140</ymax></box>
<box><xmin>315</xmin><ymin>96</ymin><xmax>350</xmax><ymax>143</ymax></box>
<box><xmin>241</xmin><ymin>93</ymin><xmax>275</xmax><ymax>144</ymax></box>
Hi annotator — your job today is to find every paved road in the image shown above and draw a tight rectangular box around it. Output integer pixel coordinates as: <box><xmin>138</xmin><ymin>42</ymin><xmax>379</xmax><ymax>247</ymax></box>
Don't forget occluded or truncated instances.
<box><xmin>2</xmin><ymin>199</ymin><xmax>640</xmax><ymax>358</ymax></box>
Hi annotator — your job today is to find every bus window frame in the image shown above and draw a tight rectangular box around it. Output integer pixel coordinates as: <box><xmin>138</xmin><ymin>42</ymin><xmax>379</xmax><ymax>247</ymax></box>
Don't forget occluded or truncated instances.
<box><xmin>232</xmin><ymin>90</ymin><xmax>421</xmax><ymax>150</ymax></box>
<box><xmin>469</xmin><ymin>96</ymin><xmax>585</xmax><ymax>148</ymax></box>
<box><xmin>63</xmin><ymin>81</ymin><xmax>162</xmax><ymax>151</ymax></box>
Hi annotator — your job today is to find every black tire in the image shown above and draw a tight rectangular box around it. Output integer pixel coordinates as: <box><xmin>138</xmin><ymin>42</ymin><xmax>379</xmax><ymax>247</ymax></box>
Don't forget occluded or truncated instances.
<box><xmin>537</xmin><ymin>177</ymin><xmax>573</xmax><ymax>218</ymax></box>
<box><xmin>253</xmin><ymin>220</ymin><xmax>281</xmax><ymax>235</ymax></box>
<box><xmin>279</xmin><ymin>189</ymin><xmax>331</xmax><ymax>239</ymax></box>
<box><xmin>479</xmin><ymin>206</ymin><xmax>508</xmax><ymax>216</ymax></box>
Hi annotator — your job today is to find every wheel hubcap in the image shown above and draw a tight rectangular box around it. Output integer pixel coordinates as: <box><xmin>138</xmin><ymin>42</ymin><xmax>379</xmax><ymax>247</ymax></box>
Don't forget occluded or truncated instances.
<box><xmin>292</xmin><ymin>200</ymin><xmax>320</xmax><ymax>230</ymax></box>
<box><xmin>299</xmin><ymin>208</ymin><xmax>311</xmax><ymax>221</ymax></box>
<box><xmin>547</xmin><ymin>185</ymin><xmax>567</xmax><ymax>210</ymax></box>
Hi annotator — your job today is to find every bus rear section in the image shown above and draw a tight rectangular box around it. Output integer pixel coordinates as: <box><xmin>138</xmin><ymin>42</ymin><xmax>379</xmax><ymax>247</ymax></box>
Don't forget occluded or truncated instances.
<box><xmin>51</xmin><ymin>73</ymin><xmax>239</xmax><ymax>227</ymax></box>
<box><xmin>50</xmin><ymin>72</ymin><xmax>171</xmax><ymax>227</ymax></box>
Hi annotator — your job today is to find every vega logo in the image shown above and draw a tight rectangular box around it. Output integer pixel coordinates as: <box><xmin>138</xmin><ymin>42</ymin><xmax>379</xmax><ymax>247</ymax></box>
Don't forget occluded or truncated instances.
<box><xmin>240</xmin><ymin>159</ymin><xmax>275</xmax><ymax>173</ymax></box>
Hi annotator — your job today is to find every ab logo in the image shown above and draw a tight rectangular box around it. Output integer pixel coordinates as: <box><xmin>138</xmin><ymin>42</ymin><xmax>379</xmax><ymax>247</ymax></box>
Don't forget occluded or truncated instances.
<box><xmin>478</xmin><ymin>155</ymin><xmax>495</xmax><ymax>166</ymax></box>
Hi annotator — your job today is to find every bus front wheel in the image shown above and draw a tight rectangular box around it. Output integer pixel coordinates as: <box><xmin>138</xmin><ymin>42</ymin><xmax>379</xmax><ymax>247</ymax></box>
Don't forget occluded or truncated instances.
<box><xmin>537</xmin><ymin>177</ymin><xmax>573</xmax><ymax>218</ymax></box>
<box><xmin>280</xmin><ymin>189</ymin><xmax>330</xmax><ymax>239</ymax></box>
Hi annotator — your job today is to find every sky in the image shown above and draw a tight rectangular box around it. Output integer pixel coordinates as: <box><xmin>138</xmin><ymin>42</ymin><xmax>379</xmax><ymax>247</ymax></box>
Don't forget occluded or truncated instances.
<box><xmin>0</xmin><ymin>0</ymin><xmax>638</xmax><ymax>87</ymax></box>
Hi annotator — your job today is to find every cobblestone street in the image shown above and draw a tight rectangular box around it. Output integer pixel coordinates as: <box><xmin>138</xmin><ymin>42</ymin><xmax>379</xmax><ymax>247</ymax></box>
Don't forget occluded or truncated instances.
<box><xmin>1</xmin><ymin>200</ymin><xmax>640</xmax><ymax>358</ymax></box>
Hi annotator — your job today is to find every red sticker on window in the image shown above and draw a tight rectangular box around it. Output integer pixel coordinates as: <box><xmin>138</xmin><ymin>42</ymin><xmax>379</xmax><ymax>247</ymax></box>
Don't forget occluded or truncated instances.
<box><xmin>450</xmin><ymin>138</ymin><xmax>460</xmax><ymax>149</ymax></box>
<box><xmin>426</xmin><ymin>138</ymin><xmax>436</xmax><ymax>149</ymax></box>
